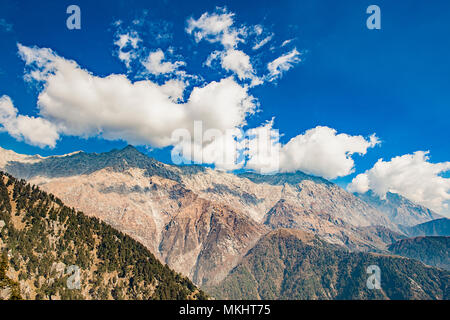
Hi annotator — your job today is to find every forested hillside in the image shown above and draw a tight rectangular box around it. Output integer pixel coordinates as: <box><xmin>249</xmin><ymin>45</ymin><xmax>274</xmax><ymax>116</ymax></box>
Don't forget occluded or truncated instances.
<box><xmin>208</xmin><ymin>229</ymin><xmax>449</xmax><ymax>300</ymax></box>
<box><xmin>0</xmin><ymin>171</ymin><xmax>206</xmax><ymax>300</ymax></box>
<box><xmin>388</xmin><ymin>236</ymin><xmax>449</xmax><ymax>271</ymax></box>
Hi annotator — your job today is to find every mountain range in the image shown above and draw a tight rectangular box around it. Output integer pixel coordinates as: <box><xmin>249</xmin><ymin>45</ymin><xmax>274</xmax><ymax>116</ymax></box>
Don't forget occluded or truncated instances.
<box><xmin>0</xmin><ymin>145</ymin><xmax>448</xmax><ymax>299</ymax></box>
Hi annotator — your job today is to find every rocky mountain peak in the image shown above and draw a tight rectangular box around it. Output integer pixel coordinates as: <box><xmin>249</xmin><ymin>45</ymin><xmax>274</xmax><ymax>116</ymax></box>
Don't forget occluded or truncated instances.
<box><xmin>356</xmin><ymin>190</ymin><xmax>441</xmax><ymax>226</ymax></box>
<box><xmin>238</xmin><ymin>170</ymin><xmax>332</xmax><ymax>186</ymax></box>
<box><xmin>114</xmin><ymin>145</ymin><xmax>145</xmax><ymax>158</ymax></box>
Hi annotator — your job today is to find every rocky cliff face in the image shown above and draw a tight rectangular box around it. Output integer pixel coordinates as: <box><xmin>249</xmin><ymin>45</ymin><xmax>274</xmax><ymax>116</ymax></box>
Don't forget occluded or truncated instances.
<box><xmin>356</xmin><ymin>190</ymin><xmax>441</xmax><ymax>227</ymax></box>
<box><xmin>0</xmin><ymin>146</ymin><xmax>442</xmax><ymax>288</ymax></box>
<box><xmin>174</xmin><ymin>167</ymin><xmax>403</xmax><ymax>251</ymax></box>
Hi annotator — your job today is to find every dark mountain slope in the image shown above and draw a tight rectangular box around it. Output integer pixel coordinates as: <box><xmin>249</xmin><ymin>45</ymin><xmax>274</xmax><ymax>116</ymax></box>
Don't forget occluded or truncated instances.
<box><xmin>388</xmin><ymin>236</ymin><xmax>450</xmax><ymax>271</ymax></box>
<box><xmin>208</xmin><ymin>229</ymin><xmax>449</xmax><ymax>300</ymax></box>
<box><xmin>400</xmin><ymin>218</ymin><xmax>450</xmax><ymax>237</ymax></box>
<box><xmin>0</xmin><ymin>171</ymin><xmax>206</xmax><ymax>300</ymax></box>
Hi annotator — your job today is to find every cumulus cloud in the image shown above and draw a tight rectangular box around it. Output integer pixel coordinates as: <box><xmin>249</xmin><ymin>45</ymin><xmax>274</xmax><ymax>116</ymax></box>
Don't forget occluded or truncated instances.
<box><xmin>0</xmin><ymin>95</ymin><xmax>59</xmax><ymax>148</ymax></box>
<box><xmin>348</xmin><ymin>151</ymin><xmax>450</xmax><ymax>214</ymax></box>
<box><xmin>112</xmin><ymin>18</ymin><xmax>193</xmax><ymax>83</ymax></box>
<box><xmin>5</xmin><ymin>10</ymin><xmax>370</xmax><ymax>177</ymax></box>
<box><xmin>14</xmin><ymin>44</ymin><xmax>256</xmax><ymax>166</ymax></box>
<box><xmin>206</xmin><ymin>49</ymin><xmax>262</xmax><ymax>86</ymax></box>
<box><xmin>245</xmin><ymin>119</ymin><xmax>281</xmax><ymax>174</ymax></box>
<box><xmin>172</xmin><ymin>124</ymin><xmax>245</xmax><ymax>171</ymax></box>
<box><xmin>267</xmin><ymin>48</ymin><xmax>301</xmax><ymax>81</ymax></box>
<box><xmin>220</xmin><ymin>49</ymin><xmax>253</xmax><ymax>80</ymax></box>
<box><xmin>141</xmin><ymin>49</ymin><xmax>185</xmax><ymax>75</ymax></box>
<box><xmin>245</xmin><ymin>124</ymin><xmax>379</xmax><ymax>179</ymax></box>
<box><xmin>6</xmin><ymin>43</ymin><xmax>380</xmax><ymax>178</ymax></box>
<box><xmin>7</xmin><ymin>44</ymin><xmax>379</xmax><ymax>176</ymax></box>
<box><xmin>159</xmin><ymin>78</ymin><xmax>188</xmax><ymax>102</ymax></box>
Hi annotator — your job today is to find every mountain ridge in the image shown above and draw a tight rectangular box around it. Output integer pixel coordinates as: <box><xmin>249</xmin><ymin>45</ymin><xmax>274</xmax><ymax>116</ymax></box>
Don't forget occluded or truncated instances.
<box><xmin>208</xmin><ymin>228</ymin><xmax>449</xmax><ymax>300</ymax></box>
<box><xmin>0</xmin><ymin>145</ymin><xmax>444</xmax><ymax>291</ymax></box>
<box><xmin>388</xmin><ymin>236</ymin><xmax>450</xmax><ymax>271</ymax></box>
<box><xmin>355</xmin><ymin>190</ymin><xmax>441</xmax><ymax>227</ymax></box>
<box><xmin>400</xmin><ymin>218</ymin><xmax>450</xmax><ymax>237</ymax></box>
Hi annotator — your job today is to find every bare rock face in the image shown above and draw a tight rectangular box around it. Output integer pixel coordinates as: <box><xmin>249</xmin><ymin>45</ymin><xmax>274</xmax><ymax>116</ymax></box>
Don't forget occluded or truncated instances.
<box><xmin>355</xmin><ymin>190</ymin><xmax>441</xmax><ymax>227</ymax></box>
<box><xmin>160</xmin><ymin>200</ymin><xmax>267</xmax><ymax>285</ymax></box>
<box><xmin>20</xmin><ymin>166</ymin><xmax>266</xmax><ymax>286</ymax></box>
<box><xmin>179</xmin><ymin>169</ymin><xmax>394</xmax><ymax>227</ymax></box>
<box><xmin>177</xmin><ymin>168</ymin><xmax>398</xmax><ymax>250</ymax></box>
<box><xmin>0</xmin><ymin>146</ymin><xmax>440</xmax><ymax>286</ymax></box>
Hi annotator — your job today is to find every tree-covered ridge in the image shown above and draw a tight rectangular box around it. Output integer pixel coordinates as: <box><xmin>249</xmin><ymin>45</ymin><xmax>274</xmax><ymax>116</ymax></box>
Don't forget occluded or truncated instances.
<box><xmin>208</xmin><ymin>229</ymin><xmax>450</xmax><ymax>300</ymax></box>
<box><xmin>388</xmin><ymin>236</ymin><xmax>450</xmax><ymax>271</ymax></box>
<box><xmin>0</xmin><ymin>171</ymin><xmax>207</xmax><ymax>300</ymax></box>
<box><xmin>400</xmin><ymin>218</ymin><xmax>450</xmax><ymax>237</ymax></box>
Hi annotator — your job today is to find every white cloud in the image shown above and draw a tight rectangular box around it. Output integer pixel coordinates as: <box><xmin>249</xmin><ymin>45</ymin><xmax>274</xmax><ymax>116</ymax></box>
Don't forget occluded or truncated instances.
<box><xmin>245</xmin><ymin>119</ymin><xmax>281</xmax><ymax>174</ymax></box>
<box><xmin>253</xmin><ymin>33</ymin><xmax>274</xmax><ymax>50</ymax></box>
<box><xmin>8</xmin><ymin>10</ymin><xmax>371</xmax><ymax>177</ymax></box>
<box><xmin>10</xmin><ymin>44</ymin><xmax>378</xmax><ymax>175</ymax></box>
<box><xmin>245</xmin><ymin>124</ymin><xmax>379</xmax><ymax>179</ymax></box>
<box><xmin>206</xmin><ymin>49</ymin><xmax>262</xmax><ymax>86</ymax></box>
<box><xmin>253</xmin><ymin>25</ymin><xmax>263</xmax><ymax>36</ymax></box>
<box><xmin>141</xmin><ymin>49</ymin><xmax>185</xmax><ymax>75</ymax></box>
<box><xmin>187</xmin><ymin>8</ymin><xmax>264</xmax><ymax>86</ymax></box>
<box><xmin>0</xmin><ymin>95</ymin><xmax>59</xmax><ymax>148</ymax></box>
<box><xmin>205</xmin><ymin>50</ymin><xmax>221</xmax><ymax>68</ymax></box>
<box><xmin>281</xmin><ymin>39</ymin><xmax>294</xmax><ymax>47</ymax></box>
<box><xmin>188</xmin><ymin>8</ymin><xmax>302</xmax><ymax>86</ymax></box>
<box><xmin>113</xmin><ymin>31</ymin><xmax>141</xmax><ymax>68</ymax></box>
<box><xmin>348</xmin><ymin>151</ymin><xmax>450</xmax><ymax>214</ymax></box>
<box><xmin>348</xmin><ymin>173</ymin><xmax>369</xmax><ymax>194</ymax></box>
<box><xmin>160</xmin><ymin>79</ymin><xmax>187</xmax><ymax>102</ymax></box>
<box><xmin>186</xmin><ymin>7</ymin><xmax>244</xmax><ymax>49</ymax></box>
<box><xmin>186</xmin><ymin>8</ymin><xmax>263</xmax><ymax>86</ymax></box>
<box><xmin>267</xmin><ymin>48</ymin><xmax>301</xmax><ymax>81</ymax></box>
<box><xmin>13</xmin><ymin>44</ymin><xmax>256</xmax><ymax>167</ymax></box>
<box><xmin>220</xmin><ymin>49</ymin><xmax>253</xmax><ymax>80</ymax></box>
<box><xmin>172</xmin><ymin>125</ymin><xmax>245</xmax><ymax>171</ymax></box>
<box><xmin>279</xmin><ymin>126</ymin><xmax>379</xmax><ymax>179</ymax></box>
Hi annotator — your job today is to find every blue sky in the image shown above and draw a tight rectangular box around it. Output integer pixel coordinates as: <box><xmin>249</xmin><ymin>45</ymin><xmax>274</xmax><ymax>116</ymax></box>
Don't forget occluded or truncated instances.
<box><xmin>0</xmin><ymin>0</ymin><xmax>449</xmax><ymax>214</ymax></box>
